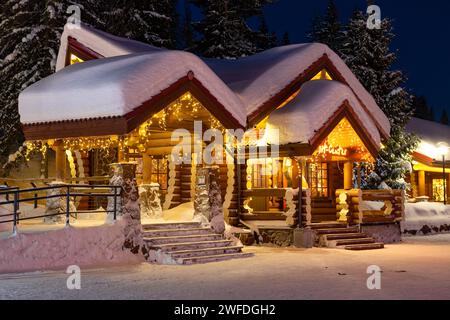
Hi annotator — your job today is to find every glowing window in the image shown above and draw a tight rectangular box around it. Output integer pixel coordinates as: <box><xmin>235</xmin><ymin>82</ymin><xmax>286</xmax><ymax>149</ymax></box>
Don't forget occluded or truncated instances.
<box><xmin>432</xmin><ymin>179</ymin><xmax>445</xmax><ymax>202</ymax></box>
<box><xmin>311</xmin><ymin>69</ymin><xmax>332</xmax><ymax>81</ymax></box>
<box><xmin>70</xmin><ymin>53</ymin><xmax>84</xmax><ymax>65</ymax></box>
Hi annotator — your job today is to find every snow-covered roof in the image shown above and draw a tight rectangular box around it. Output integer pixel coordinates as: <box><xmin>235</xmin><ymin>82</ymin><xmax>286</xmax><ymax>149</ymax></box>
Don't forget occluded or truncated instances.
<box><xmin>21</xmin><ymin>51</ymin><xmax>247</xmax><ymax>126</ymax></box>
<box><xmin>205</xmin><ymin>43</ymin><xmax>390</xmax><ymax>135</ymax></box>
<box><xmin>407</xmin><ymin>117</ymin><xmax>450</xmax><ymax>159</ymax></box>
<box><xmin>20</xmin><ymin>24</ymin><xmax>390</xmax><ymax>141</ymax></box>
<box><xmin>265</xmin><ymin>80</ymin><xmax>382</xmax><ymax>147</ymax></box>
<box><xmin>56</xmin><ymin>23</ymin><xmax>159</xmax><ymax>71</ymax></box>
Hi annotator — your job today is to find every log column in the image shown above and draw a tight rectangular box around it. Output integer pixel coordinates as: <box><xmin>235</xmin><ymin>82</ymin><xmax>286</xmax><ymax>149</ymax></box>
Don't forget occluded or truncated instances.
<box><xmin>142</xmin><ymin>150</ymin><xmax>152</xmax><ymax>184</ymax></box>
<box><xmin>343</xmin><ymin>162</ymin><xmax>353</xmax><ymax>190</ymax></box>
<box><xmin>54</xmin><ymin>140</ymin><xmax>66</xmax><ymax>181</ymax></box>
<box><xmin>418</xmin><ymin>170</ymin><xmax>426</xmax><ymax>197</ymax></box>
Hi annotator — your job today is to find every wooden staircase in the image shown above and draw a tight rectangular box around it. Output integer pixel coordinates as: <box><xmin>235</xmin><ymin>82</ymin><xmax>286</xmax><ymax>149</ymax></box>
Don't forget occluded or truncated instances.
<box><xmin>142</xmin><ymin>221</ymin><xmax>253</xmax><ymax>265</ymax></box>
<box><xmin>310</xmin><ymin>222</ymin><xmax>385</xmax><ymax>251</ymax></box>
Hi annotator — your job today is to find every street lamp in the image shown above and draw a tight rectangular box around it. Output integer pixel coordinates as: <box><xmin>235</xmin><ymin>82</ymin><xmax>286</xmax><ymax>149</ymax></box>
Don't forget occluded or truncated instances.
<box><xmin>437</xmin><ymin>142</ymin><xmax>449</xmax><ymax>205</ymax></box>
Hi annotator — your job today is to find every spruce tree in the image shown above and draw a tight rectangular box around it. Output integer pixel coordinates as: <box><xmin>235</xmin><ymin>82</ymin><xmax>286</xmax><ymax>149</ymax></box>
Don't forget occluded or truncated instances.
<box><xmin>0</xmin><ymin>0</ymin><xmax>67</xmax><ymax>165</ymax></box>
<box><xmin>441</xmin><ymin>110</ymin><xmax>449</xmax><ymax>125</ymax></box>
<box><xmin>183</xmin><ymin>0</ymin><xmax>195</xmax><ymax>50</ymax></box>
<box><xmin>0</xmin><ymin>0</ymin><xmax>181</xmax><ymax>167</ymax></box>
<box><xmin>412</xmin><ymin>96</ymin><xmax>434</xmax><ymax>121</ymax></box>
<box><xmin>192</xmin><ymin>0</ymin><xmax>272</xmax><ymax>59</ymax></box>
<box><xmin>308</xmin><ymin>0</ymin><xmax>343</xmax><ymax>52</ymax></box>
<box><xmin>341</xmin><ymin>9</ymin><xmax>418</xmax><ymax>190</ymax></box>
<box><xmin>97</xmin><ymin>0</ymin><xmax>177</xmax><ymax>49</ymax></box>
<box><xmin>280</xmin><ymin>31</ymin><xmax>291</xmax><ymax>45</ymax></box>
<box><xmin>256</xmin><ymin>16</ymin><xmax>277</xmax><ymax>51</ymax></box>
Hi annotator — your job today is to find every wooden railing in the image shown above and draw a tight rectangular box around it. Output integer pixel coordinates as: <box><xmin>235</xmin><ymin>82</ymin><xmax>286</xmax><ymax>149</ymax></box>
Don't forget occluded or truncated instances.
<box><xmin>1</xmin><ymin>176</ymin><xmax>110</xmax><ymax>207</ymax></box>
<box><xmin>336</xmin><ymin>189</ymin><xmax>405</xmax><ymax>225</ymax></box>
<box><xmin>240</xmin><ymin>188</ymin><xmax>311</xmax><ymax>227</ymax></box>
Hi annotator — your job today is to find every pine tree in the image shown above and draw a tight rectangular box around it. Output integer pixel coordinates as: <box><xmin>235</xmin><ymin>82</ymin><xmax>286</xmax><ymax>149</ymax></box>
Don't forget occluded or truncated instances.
<box><xmin>308</xmin><ymin>0</ymin><xmax>343</xmax><ymax>52</ymax></box>
<box><xmin>412</xmin><ymin>96</ymin><xmax>434</xmax><ymax>121</ymax></box>
<box><xmin>97</xmin><ymin>0</ymin><xmax>177</xmax><ymax>49</ymax></box>
<box><xmin>183</xmin><ymin>0</ymin><xmax>195</xmax><ymax>49</ymax></box>
<box><xmin>340</xmin><ymin>9</ymin><xmax>418</xmax><ymax>190</ymax></box>
<box><xmin>0</xmin><ymin>0</ymin><xmax>181</xmax><ymax>166</ymax></box>
<box><xmin>256</xmin><ymin>16</ymin><xmax>277</xmax><ymax>51</ymax></box>
<box><xmin>441</xmin><ymin>110</ymin><xmax>449</xmax><ymax>125</ymax></box>
<box><xmin>280</xmin><ymin>31</ymin><xmax>291</xmax><ymax>45</ymax></box>
<box><xmin>192</xmin><ymin>0</ymin><xmax>272</xmax><ymax>59</ymax></box>
<box><xmin>0</xmin><ymin>0</ymin><xmax>68</xmax><ymax>165</ymax></box>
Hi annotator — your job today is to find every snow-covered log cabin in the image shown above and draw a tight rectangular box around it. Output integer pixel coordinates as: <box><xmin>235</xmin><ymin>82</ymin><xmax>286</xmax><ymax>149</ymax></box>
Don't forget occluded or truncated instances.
<box><xmin>9</xmin><ymin>23</ymin><xmax>407</xmax><ymax>248</ymax></box>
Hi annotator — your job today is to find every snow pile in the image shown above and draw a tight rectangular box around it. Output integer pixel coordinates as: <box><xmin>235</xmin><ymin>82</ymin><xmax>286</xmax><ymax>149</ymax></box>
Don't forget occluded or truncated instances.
<box><xmin>0</xmin><ymin>220</ymin><xmax>143</xmax><ymax>274</ymax></box>
<box><xmin>55</xmin><ymin>23</ymin><xmax>159</xmax><ymax>71</ymax></box>
<box><xmin>265</xmin><ymin>80</ymin><xmax>382</xmax><ymax>146</ymax></box>
<box><xmin>163</xmin><ymin>202</ymin><xmax>195</xmax><ymax>221</ymax></box>
<box><xmin>403</xmin><ymin>202</ymin><xmax>450</xmax><ymax>235</ymax></box>
<box><xmin>20</xmin><ymin>50</ymin><xmax>246</xmax><ymax>126</ymax></box>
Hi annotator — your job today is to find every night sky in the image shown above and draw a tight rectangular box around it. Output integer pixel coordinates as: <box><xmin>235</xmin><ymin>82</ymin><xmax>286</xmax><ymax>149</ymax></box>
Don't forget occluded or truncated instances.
<box><xmin>186</xmin><ymin>0</ymin><xmax>450</xmax><ymax>118</ymax></box>
<box><xmin>261</xmin><ymin>0</ymin><xmax>450</xmax><ymax>118</ymax></box>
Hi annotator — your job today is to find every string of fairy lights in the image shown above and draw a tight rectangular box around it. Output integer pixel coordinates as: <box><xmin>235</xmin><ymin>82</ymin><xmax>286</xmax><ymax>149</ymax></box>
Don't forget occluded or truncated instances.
<box><xmin>24</xmin><ymin>92</ymin><xmax>225</xmax><ymax>156</ymax></box>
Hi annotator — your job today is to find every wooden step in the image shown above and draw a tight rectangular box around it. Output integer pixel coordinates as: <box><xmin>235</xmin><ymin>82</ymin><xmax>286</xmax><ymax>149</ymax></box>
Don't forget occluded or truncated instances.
<box><xmin>180</xmin><ymin>252</ymin><xmax>254</xmax><ymax>265</ymax></box>
<box><xmin>332</xmin><ymin>238</ymin><xmax>376</xmax><ymax>247</ymax></box>
<box><xmin>143</xmin><ymin>227</ymin><xmax>212</xmax><ymax>238</ymax></box>
<box><xmin>309</xmin><ymin>222</ymin><xmax>347</xmax><ymax>230</ymax></box>
<box><xmin>170</xmin><ymin>246</ymin><xmax>243</xmax><ymax>259</ymax></box>
<box><xmin>240</xmin><ymin>213</ymin><xmax>285</xmax><ymax>221</ymax></box>
<box><xmin>315</xmin><ymin>226</ymin><xmax>359</xmax><ymax>235</ymax></box>
<box><xmin>150</xmin><ymin>240</ymin><xmax>234</xmax><ymax>252</ymax></box>
<box><xmin>142</xmin><ymin>221</ymin><xmax>201</xmax><ymax>230</ymax></box>
<box><xmin>144</xmin><ymin>234</ymin><xmax>223</xmax><ymax>245</ymax></box>
<box><xmin>345</xmin><ymin>243</ymin><xmax>385</xmax><ymax>251</ymax></box>
<box><xmin>324</xmin><ymin>233</ymin><xmax>367</xmax><ymax>241</ymax></box>
<box><xmin>311</xmin><ymin>215</ymin><xmax>340</xmax><ymax>222</ymax></box>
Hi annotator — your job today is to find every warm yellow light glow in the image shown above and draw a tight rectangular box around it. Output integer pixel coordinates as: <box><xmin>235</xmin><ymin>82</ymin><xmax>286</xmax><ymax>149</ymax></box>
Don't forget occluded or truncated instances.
<box><xmin>313</xmin><ymin>117</ymin><xmax>373</xmax><ymax>162</ymax></box>
<box><xmin>413</xmin><ymin>162</ymin><xmax>450</xmax><ymax>174</ymax></box>
<box><xmin>311</xmin><ymin>69</ymin><xmax>333</xmax><ymax>81</ymax></box>
<box><xmin>70</xmin><ymin>53</ymin><xmax>84</xmax><ymax>65</ymax></box>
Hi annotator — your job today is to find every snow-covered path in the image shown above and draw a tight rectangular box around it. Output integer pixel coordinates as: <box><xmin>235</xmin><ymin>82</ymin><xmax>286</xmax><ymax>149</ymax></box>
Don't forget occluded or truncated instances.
<box><xmin>2</xmin><ymin>235</ymin><xmax>450</xmax><ymax>300</ymax></box>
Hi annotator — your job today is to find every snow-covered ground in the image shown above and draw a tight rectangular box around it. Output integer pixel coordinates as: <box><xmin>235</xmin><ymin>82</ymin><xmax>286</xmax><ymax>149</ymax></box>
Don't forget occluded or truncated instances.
<box><xmin>403</xmin><ymin>202</ymin><xmax>450</xmax><ymax>235</ymax></box>
<box><xmin>2</xmin><ymin>234</ymin><xmax>450</xmax><ymax>300</ymax></box>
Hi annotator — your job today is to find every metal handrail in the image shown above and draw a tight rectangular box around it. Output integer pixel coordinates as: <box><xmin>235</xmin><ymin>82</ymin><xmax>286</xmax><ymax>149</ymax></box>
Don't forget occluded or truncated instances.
<box><xmin>0</xmin><ymin>184</ymin><xmax>121</xmax><ymax>236</ymax></box>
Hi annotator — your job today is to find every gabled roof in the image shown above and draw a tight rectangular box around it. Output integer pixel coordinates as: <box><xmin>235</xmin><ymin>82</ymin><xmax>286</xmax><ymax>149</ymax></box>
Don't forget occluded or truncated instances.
<box><xmin>20</xmin><ymin>23</ymin><xmax>390</xmax><ymax>142</ymax></box>
<box><xmin>55</xmin><ymin>23</ymin><xmax>161</xmax><ymax>71</ymax></box>
<box><xmin>265</xmin><ymin>80</ymin><xmax>382</xmax><ymax>154</ymax></box>
<box><xmin>20</xmin><ymin>51</ymin><xmax>247</xmax><ymax>127</ymax></box>
<box><xmin>407</xmin><ymin>117</ymin><xmax>450</xmax><ymax>160</ymax></box>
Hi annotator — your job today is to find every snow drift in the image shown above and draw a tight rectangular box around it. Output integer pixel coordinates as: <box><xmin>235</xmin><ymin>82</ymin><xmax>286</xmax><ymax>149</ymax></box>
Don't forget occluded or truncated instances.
<box><xmin>0</xmin><ymin>220</ymin><xmax>143</xmax><ymax>274</ymax></box>
<box><xmin>403</xmin><ymin>202</ymin><xmax>450</xmax><ymax>235</ymax></box>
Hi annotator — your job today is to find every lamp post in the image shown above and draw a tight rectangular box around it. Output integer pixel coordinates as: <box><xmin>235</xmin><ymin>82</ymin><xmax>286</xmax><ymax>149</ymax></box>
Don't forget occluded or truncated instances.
<box><xmin>437</xmin><ymin>142</ymin><xmax>449</xmax><ymax>205</ymax></box>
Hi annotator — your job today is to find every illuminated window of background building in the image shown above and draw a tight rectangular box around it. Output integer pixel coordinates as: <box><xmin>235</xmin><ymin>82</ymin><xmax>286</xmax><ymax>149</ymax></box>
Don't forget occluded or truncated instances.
<box><xmin>69</xmin><ymin>53</ymin><xmax>84</xmax><ymax>65</ymax></box>
<box><xmin>432</xmin><ymin>179</ymin><xmax>445</xmax><ymax>202</ymax></box>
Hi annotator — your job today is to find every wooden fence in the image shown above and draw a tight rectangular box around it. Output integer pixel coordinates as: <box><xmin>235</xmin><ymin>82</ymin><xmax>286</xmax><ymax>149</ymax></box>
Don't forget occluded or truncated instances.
<box><xmin>336</xmin><ymin>189</ymin><xmax>405</xmax><ymax>224</ymax></box>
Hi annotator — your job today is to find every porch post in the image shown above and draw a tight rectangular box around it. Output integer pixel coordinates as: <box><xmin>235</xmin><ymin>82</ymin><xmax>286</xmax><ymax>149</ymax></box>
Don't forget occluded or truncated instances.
<box><xmin>142</xmin><ymin>150</ymin><xmax>152</xmax><ymax>184</ymax></box>
<box><xmin>344</xmin><ymin>162</ymin><xmax>353</xmax><ymax>190</ymax></box>
<box><xmin>418</xmin><ymin>170</ymin><xmax>426</xmax><ymax>197</ymax></box>
<box><xmin>54</xmin><ymin>140</ymin><xmax>66</xmax><ymax>181</ymax></box>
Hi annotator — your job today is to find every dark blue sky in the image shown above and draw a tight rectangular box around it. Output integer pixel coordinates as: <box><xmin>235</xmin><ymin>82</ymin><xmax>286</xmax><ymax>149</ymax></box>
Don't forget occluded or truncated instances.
<box><xmin>261</xmin><ymin>0</ymin><xmax>450</xmax><ymax>118</ymax></box>
<box><xmin>184</xmin><ymin>0</ymin><xmax>450</xmax><ymax>118</ymax></box>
